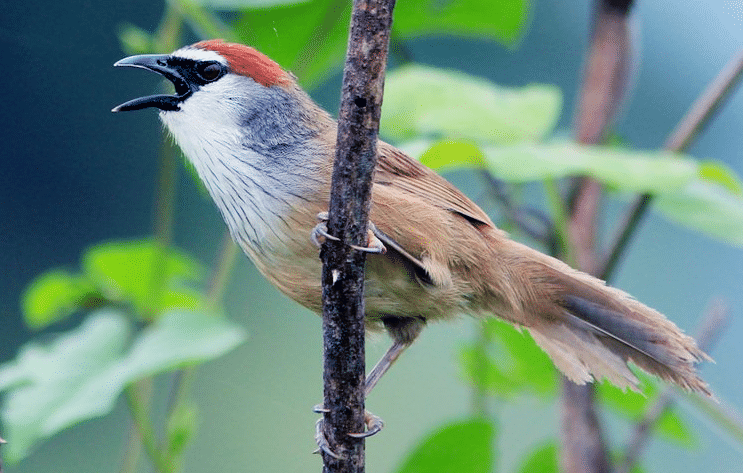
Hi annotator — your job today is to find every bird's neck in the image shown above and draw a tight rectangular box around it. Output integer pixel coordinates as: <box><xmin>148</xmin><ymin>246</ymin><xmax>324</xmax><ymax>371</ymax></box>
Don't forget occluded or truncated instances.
<box><xmin>160</xmin><ymin>83</ymin><xmax>335</xmax><ymax>257</ymax></box>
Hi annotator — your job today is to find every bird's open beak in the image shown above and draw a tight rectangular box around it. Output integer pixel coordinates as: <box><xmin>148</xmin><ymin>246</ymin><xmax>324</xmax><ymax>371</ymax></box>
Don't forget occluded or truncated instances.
<box><xmin>112</xmin><ymin>54</ymin><xmax>189</xmax><ymax>112</ymax></box>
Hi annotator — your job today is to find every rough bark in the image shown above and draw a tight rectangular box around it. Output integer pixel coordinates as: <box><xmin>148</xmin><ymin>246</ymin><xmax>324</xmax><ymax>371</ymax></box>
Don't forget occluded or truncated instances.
<box><xmin>319</xmin><ymin>1</ymin><xmax>396</xmax><ymax>472</ymax></box>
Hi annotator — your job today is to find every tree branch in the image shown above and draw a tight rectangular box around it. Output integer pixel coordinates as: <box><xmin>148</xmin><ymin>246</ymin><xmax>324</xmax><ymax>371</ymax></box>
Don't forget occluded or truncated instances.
<box><xmin>562</xmin><ymin>1</ymin><xmax>635</xmax><ymax>472</ymax></box>
<box><xmin>319</xmin><ymin>1</ymin><xmax>396</xmax><ymax>471</ymax></box>
<box><xmin>600</xmin><ymin>50</ymin><xmax>743</xmax><ymax>281</ymax></box>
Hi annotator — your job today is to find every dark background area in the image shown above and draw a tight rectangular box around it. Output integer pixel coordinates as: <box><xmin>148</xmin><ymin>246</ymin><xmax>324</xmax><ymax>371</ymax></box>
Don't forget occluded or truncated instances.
<box><xmin>1</xmin><ymin>0</ymin><xmax>742</xmax><ymax>471</ymax></box>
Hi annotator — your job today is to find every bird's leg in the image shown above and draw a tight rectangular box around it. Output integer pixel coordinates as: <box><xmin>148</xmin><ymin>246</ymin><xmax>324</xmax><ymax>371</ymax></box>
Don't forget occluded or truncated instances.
<box><xmin>347</xmin><ymin>317</ymin><xmax>423</xmax><ymax>437</ymax></box>
<box><xmin>363</xmin><ymin>338</ymin><xmax>411</xmax><ymax>398</ymax></box>
<box><xmin>314</xmin><ymin>318</ymin><xmax>423</xmax><ymax>454</ymax></box>
<box><xmin>311</xmin><ymin>212</ymin><xmax>386</xmax><ymax>254</ymax></box>
<box><xmin>313</xmin><ymin>340</ymin><xmax>409</xmax><ymax>456</ymax></box>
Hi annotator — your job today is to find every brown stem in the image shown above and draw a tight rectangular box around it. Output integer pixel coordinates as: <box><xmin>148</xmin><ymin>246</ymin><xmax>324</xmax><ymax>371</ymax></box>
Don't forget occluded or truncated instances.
<box><xmin>562</xmin><ymin>1</ymin><xmax>635</xmax><ymax>472</ymax></box>
<box><xmin>319</xmin><ymin>0</ymin><xmax>396</xmax><ymax>471</ymax></box>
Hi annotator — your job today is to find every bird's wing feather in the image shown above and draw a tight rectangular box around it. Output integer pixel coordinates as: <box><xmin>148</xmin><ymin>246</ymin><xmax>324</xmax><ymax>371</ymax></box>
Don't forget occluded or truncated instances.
<box><xmin>375</xmin><ymin>142</ymin><xmax>493</xmax><ymax>229</ymax></box>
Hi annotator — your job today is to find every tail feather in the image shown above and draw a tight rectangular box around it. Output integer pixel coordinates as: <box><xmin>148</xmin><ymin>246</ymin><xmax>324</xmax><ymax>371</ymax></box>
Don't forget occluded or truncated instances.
<box><xmin>495</xmin><ymin>240</ymin><xmax>712</xmax><ymax>396</ymax></box>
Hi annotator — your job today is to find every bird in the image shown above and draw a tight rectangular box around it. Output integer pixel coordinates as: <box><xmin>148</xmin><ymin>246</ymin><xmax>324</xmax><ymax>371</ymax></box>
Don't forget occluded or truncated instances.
<box><xmin>112</xmin><ymin>40</ymin><xmax>711</xmax><ymax>410</ymax></box>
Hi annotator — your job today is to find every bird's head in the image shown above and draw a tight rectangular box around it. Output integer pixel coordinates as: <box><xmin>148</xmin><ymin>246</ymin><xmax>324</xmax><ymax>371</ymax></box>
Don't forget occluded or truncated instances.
<box><xmin>112</xmin><ymin>40</ymin><xmax>334</xmax><ymax>249</ymax></box>
<box><xmin>112</xmin><ymin>39</ymin><xmax>293</xmax><ymax>113</ymax></box>
<box><xmin>113</xmin><ymin>39</ymin><xmax>333</xmax><ymax>165</ymax></box>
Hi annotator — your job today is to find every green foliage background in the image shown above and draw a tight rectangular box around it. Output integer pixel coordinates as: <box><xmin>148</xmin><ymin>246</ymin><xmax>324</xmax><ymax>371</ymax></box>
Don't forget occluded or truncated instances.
<box><xmin>1</xmin><ymin>0</ymin><xmax>742</xmax><ymax>472</ymax></box>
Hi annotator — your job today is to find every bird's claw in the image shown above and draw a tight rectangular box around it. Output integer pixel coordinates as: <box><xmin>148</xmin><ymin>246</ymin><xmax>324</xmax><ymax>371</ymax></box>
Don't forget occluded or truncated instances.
<box><xmin>348</xmin><ymin>411</ymin><xmax>385</xmax><ymax>438</ymax></box>
<box><xmin>315</xmin><ymin>417</ymin><xmax>345</xmax><ymax>459</ymax></box>
<box><xmin>313</xmin><ymin>405</ymin><xmax>385</xmax><ymax>458</ymax></box>
<box><xmin>313</xmin><ymin>403</ymin><xmax>330</xmax><ymax>413</ymax></box>
<box><xmin>311</xmin><ymin>212</ymin><xmax>386</xmax><ymax>254</ymax></box>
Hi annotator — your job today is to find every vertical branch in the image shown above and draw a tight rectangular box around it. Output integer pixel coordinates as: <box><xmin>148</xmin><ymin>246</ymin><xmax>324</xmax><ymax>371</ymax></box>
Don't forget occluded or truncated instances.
<box><xmin>320</xmin><ymin>1</ymin><xmax>396</xmax><ymax>472</ymax></box>
<box><xmin>562</xmin><ymin>1</ymin><xmax>634</xmax><ymax>472</ymax></box>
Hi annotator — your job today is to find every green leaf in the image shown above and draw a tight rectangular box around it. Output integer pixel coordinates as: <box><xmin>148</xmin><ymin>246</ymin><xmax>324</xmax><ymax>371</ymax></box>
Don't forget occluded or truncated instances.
<box><xmin>82</xmin><ymin>240</ymin><xmax>205</xmax><ymax>318</ymax></box>
<box><xmin>481</xmin><ymin>141</ymin><xmax>699</xmax><ymax>193</ymax></box>
<box><xmin>419</xmin><ymin>140</ymin><xmax>485</xmax><ymax>171</ymax></box>
<box><xmin>0</xmin><ymin>311</ymin><xmax>131</xmax><ymax>463</ymax></box>
<box><xmin>21</xmin><ymin>270</ymin><xmax>99</xmax><ymax>329</ymax></box>
<box><xmin>459</xmin><ymin>319</ymin><xmax>556</xmax><ymax>397</ymax></box>
<box><xmin>195</xmin><ymin>0</ymin><xmax>310</xmax><ymax>9</ymax></box>
<box><xmin>517</xmin><ymin>441</ymin><xmax>558</xmax><ymax>473</ymax></box>
<box><xmin>232</xmin><ymin>0</ymin><xmax>351</xmax><ymax>89</ymax></box>
<box><xmin>394</xmin><ymin>0</ymin><xmax>530</xmax><ymax>46</ymax></box>
<box><xmin>596</xmin><ymin>376</ymin><xmax>655</xmax><ymax>417</ymax></box>
<box><xmin>655</xmin><ymin>408</ymin><xmax>696</xmax><ymax>447</ymax></box>
<box><xmin>0</xmin><ymin>309</ymin><xmax>245</xmax><ymax>463</ymax></box>
<box><xmin>699</xmin><ymin>160</ymin><xmax>743</xmax><ymax>195</ymax></box>
<box><xmin>118</xmin><ymin>23</ymin><xmax>155</xmax><ymax>55</ymax></box>
<box><xmin>166</xmin><ymin>400</ymin><xmax>199</xmax><ymax>459</ymax></box>
<box><xmin>395</xmin><ymin>419</ymin><xmax>495</xmax><ymax>473</ymax></box>
<box><xmin>122</xmin><ymin>310</ymin><xmax>245</xmax><ymax>377</ymax></box>
<box><xmin>473</xmin><ymin>141</ymin><xmax>743</xmax><ymax>246</ymax></box>
<box><xmin>597</xmin><ymin>377</ymin><xmax>695</xmax><ymax>447</ymax></box>
<box><xmin>655</xmin><ymin>180</ymin><xmax>743</xmax><ymax>247</ymax></box>
<box><xmin>381</xmin><ymin>65</ymin><xmax>562</xmax><ymax>143</ymax></box>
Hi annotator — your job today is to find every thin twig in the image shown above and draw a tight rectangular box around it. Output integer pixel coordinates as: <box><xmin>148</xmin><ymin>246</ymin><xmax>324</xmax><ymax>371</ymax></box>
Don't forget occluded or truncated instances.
<box><xmin>479</xmin><ymin>170</ymin><xmax>556</xmax><ymax>248</ymax></box>
<box><xmin>616</xmin><ymin>300</ymin><xmax>730</xmax><ymax>473</ymax></box>
<box><xmin>125</xmin><ymin>382</ymin><xmax>173</xmax><ymax>473</ymax></box>
<box><xmin>600</xmin><ymin>50</ymin><xmax>743</xmax><ymax>281</ymax></box>
<box><xmin>320</xmin><ymin>1</ymin><xmax>396</xmax><ymax>471</ymax></box>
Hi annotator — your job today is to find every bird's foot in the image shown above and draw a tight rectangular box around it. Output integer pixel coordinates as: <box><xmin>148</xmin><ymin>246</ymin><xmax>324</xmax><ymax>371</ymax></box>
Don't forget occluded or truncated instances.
<box><xmin>313</xmin><ymin>404</ymin><xmax>385</xmax><ymax>459</ymax></box>
<box><xmin>348</xmin><ymin>410</ymin><xmax>384</xmax><ymax>438</ymax></box>
<box><xmin>311</xmin><ymin>212</ymin><xmax>386</xmax><ymax>254</ymax></box>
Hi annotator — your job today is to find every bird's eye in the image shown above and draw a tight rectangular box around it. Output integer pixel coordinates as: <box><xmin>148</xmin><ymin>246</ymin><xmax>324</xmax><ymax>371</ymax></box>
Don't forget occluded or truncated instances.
<box><xmin>196</xmin><ymin>61</ymin><xmax>222</xmax><ymax>82</ymax></box>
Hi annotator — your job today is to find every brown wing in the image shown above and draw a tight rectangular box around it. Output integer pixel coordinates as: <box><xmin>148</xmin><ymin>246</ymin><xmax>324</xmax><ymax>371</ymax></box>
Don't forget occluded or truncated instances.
<box><xmin>375</xmin><ymin>141</ymin><xmax>494</xmax><ymax>229</ymax></box>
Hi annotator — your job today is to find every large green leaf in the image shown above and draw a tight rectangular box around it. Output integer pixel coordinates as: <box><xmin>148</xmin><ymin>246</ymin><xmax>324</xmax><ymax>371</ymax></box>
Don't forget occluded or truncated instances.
<box><xmin>480</xmin><ymin>141</ymin><xmax>698</xmax><ymax>193</ymax></box>
<box><xmin>597</xmin><ymin>376</ymin><xmax>695</xmax><ymax>447</ymax></box>
<box><xmin>83</xmin><ymin>240</ymin><xmax>205</xmax><ymax>318</ymax></box>
<box><xmin>0</xmin><ymin>309</ymin><xmax>245</xmax><ymax>463</ymax></box>
<box><xmin>655</xmin><ymin>180</ymin><xmax>743</xmax><ymax>247</ymax></box>
<box><xmin>231</xmin><ymin>0</ymin><xmax>351</xmax><ymax>89</ymax></box>
<box><xmin>230</xmin><ymin>0</ymin><xmax>529</xmax><ymax>88</ymax></box>
<box><xmin>417</xmin><ymin>140</ymin><xmax>743</xmax><ymax>247</ymax></box>
<box><xmin>381</xmin><ymin>65</ymin><xmax>562</xmax><ymax>143</ymax></box>
<box><xmin>394</xmin><ymin>0</ymin><xmax>530</xmax><ymax>45</ymax></box>
<box><xmin>195</xmin><ymin>0</ymin><xmax>310</xmax><ymax>9</ymax></box>
<box><xmin>517</xmin><ymin>441</ymin><xmax>558</xmax><ymax>473</ymax></box>
<box><xmin>459</xmin><ymin>319</ymin><xmax>556</xmax><ymax>398</ymax></box>
<box><xmin>395</xmin><ymin>418</ymin><xmax>495</xmax><ymax>473</ymax></box>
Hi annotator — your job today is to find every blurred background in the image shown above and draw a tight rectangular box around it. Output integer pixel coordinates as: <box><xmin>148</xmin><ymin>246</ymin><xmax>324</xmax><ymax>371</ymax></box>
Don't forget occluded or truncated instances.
<box><xmin>1</xmin><ymin>0</ymin><xmax>742</xmax><ymax>472</ymax></box>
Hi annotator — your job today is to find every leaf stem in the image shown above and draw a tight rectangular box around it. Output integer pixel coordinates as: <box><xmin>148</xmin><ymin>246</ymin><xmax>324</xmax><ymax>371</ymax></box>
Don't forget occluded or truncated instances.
<box><xmin>168</xmin><ymin>0</ymin><xmax>239</xmax><ymax>42</ymax></box>
<box><xmin>205</xmin><ymin>231</ymin><xmax>240</xmax><ymax>311</ymax></box>
<box><xmin>126</xmin><ymin>381</ymin><xmax>173</xmax><ymax>473</ymax></box>
<box><xmin>544</xmin><ymin>178</ymin><xmax>576</xmax><ymax>267</ymax></box>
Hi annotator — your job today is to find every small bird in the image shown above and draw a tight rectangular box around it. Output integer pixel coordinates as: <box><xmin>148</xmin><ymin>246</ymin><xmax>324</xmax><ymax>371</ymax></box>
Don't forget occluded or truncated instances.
<box><xmin>113</xmin><ymin>40</ymin><xmax>711</xmax><ymax>407</ymax></box>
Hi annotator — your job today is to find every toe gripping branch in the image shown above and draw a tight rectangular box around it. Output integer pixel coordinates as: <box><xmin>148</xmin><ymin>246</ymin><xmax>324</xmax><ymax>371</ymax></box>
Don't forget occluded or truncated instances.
<box><xmin>313</xmin><ymin>405</ymin><xmax>385</xmax><ymax>459</ymax></box>
<box><xmin>311</xmin><ymin>212</ymin><xmax>387</xmax><ymax>254</ymax></box>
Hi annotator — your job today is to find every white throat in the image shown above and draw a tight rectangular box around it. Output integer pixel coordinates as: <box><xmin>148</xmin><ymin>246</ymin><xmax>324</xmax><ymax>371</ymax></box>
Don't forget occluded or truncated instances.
<box><xmin>159</xmin><ymin>74</ymin><xmax>324</xmax><ymax>259</ymax></box>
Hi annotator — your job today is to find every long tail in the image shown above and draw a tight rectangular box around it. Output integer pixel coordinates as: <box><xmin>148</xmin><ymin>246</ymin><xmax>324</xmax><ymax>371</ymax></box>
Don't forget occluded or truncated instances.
<box><xmin>489</xmin><ymin>237</ymin><xmax>712</xmax><ymax>396</ymax></box>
